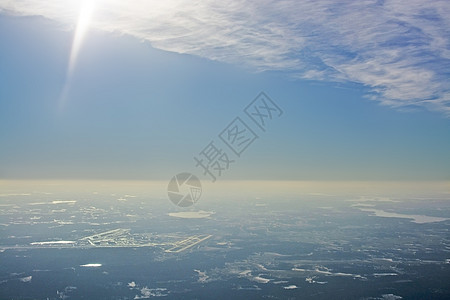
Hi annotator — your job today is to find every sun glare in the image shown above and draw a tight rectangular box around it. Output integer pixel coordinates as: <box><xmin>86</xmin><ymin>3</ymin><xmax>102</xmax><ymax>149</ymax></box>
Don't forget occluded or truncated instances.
<box><xmin>59</xmin><ymin>1</ymin><xmax>95</xmax><ymax>110</ymax></box>
<box><xmin>68</xmin><ymin>1</ymin><xmax>95</xmax><ymax>77</ymax></box>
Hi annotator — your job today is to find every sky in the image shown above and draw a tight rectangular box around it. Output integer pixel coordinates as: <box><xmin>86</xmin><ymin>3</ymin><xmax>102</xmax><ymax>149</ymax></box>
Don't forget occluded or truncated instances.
<box><xmin>0</xmin><ymin>0</ymin><xmax>449</xmax><ymax>181</ymax></box>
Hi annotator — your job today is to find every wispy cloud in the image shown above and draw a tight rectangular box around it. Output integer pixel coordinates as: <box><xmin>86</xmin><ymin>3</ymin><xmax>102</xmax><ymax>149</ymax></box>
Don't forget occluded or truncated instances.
<box><xmin>2</xmin><ymin>0</ymin><xmax>449</xmax><ymax>114</ymax></box>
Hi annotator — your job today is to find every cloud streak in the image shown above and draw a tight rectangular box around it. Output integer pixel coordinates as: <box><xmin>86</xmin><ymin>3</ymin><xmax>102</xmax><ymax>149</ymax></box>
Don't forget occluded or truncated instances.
<box><xmin>2</xmin><ymin>0</ymin><xmax>449</xmax><ymax>114</ymax></box>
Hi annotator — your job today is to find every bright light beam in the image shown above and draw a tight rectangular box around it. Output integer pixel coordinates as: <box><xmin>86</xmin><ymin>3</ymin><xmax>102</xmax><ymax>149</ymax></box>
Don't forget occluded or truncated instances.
<box><xmin>59</xmin><ymin>1</ymin><xmax>95</xmax><ymax>111</ymax></box>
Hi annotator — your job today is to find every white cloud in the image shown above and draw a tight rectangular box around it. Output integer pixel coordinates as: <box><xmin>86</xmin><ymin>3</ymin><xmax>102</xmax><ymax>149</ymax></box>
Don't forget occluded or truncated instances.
<box><xmin>251</xmin><ymin>275</ymin><xmax>271</xmax><ymax>284</ymax></box>
<box><xmin>57</xmin><ymin>286</ymin><xmax>77</xmax><ymax>299</ymax></box>
<box><xmin>283</xmin><ymin>285</ymin><xmax>298</xmax><ymax>289</ymax></box>
<box><xmin>80</xmin><ymin>263</ymin><xmax>102</xmax><ymax>267</ymax></box>
<box><xmin>194</xmin><ymin>269</ymin><xmax>210</xmax><ymax>283</ymax></box>
<box><xmin>19</xmin><ymin>276</ymin><xmax>32</xmax><ymax>282</ymax></box>
<box><xmin>134</xmin><ymin>287</ymin><xmax>168</xmax><ymax>299</ymax></box>
<box><xmin>381</xmin><ymin>294</ymin><xmax>403</xmax><ymax>300</ymax></box>
<box><xmin>356</xmin><ymin>207</ymin><xmax>449</xmax><ymax>223</ymax></box>
<box><xmin>168</xmin><ymin>210</ymin><xmax>214</xmax><ymax>219</ymax></box>
<box><xmin>1</xmin><ymin>0</ymin><xmax>449</xmax><ymax>114</ymax></box>
<box><xmin>51</xmin><ymin>200</ymin><xmax>77</xmax><ymax>204</ymax></box>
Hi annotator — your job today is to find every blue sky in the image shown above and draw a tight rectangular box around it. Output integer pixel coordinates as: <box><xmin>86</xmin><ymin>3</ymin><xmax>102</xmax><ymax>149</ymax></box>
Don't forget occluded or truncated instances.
<box><xmin>0</xmin><ymin>0</ymin><xmax>449</xmax><ymax>181</ymax></box>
